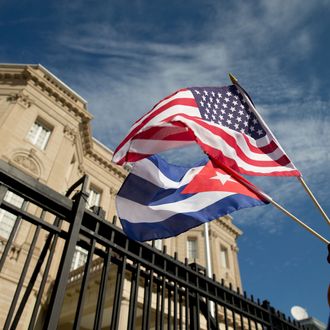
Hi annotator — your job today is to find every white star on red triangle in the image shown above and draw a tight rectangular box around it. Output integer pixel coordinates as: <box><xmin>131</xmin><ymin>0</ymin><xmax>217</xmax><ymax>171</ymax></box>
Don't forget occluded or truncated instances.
<box><xmin>210</xmin><ymin>171</ymin><xmax>236</xmax><ymax>185</ymax></box>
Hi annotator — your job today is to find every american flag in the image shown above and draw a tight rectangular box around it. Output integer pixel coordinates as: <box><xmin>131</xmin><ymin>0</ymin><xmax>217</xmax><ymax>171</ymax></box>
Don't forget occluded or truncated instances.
<box><xmin>112</xmin><ymin>85</ymin><xmax>300</xmax><ymax>176</ymax></box>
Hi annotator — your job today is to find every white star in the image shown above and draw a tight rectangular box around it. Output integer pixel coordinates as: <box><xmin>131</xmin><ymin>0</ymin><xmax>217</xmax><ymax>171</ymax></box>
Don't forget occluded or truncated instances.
<box><xmin>214</xmin><ymin>104</ymin><xmax>218</xmax><ymax>109</ymax></box>
<box><xmin>209</xmin><ymin>97</ymin><xmax>213</xmax><ymax>103</ymax></box>
<box><xmin>236</xmin><ymin>117</ymin><xmax>242</xmax><ymax>122</ymax></box>
<box><xmin>253</xmin><ymin>118</ymin><xmax>258</xmax><ymax>124</ymax></box>
<box><xmin>257</xmin><ymin>129</ymin><xmax>263</xmax><ymax>135</ymax></box>
<box><xmin>211</xmin><ymin>171</ymin><xmax>236</xmax><ymax>185</ymax></box>
<box><xmin>234</xmin><ymin>123</ymin><xmax>239</xmax><ymax>129</ymax></box>
<box><xmin>230</xmin><ymin>106</ymin><xmax>236</xmax><ymax>112</ymax></box>
<box><xmin>222</xmin><ymin>103</ymin><xmax>228</xmax><ymax>109</ymax></box>
<box><xmin>200</xmin><ymin>101</ymin><xmax>204</xmax><ymax>107</ymax></box>
<box><xmin>195</xmin><ymin>90</ymin><xmax>200</xmax><ymax>94</ymax></box>
<box><xmin>233</xmin><ymin>100</ymin><xmax>238</xmax><ymax>106</ymax></box>
<box><xmin>226</xmin><ymin>119</ymin><xmax>232</xmax><ymax>125</ymax></box>
<box><xmin>217</xmin><ymin>93</ymin><xmax>222</xmax><ymax>98</ymax></box>
<box><xmin>228</xmin><ymin>113</ymin><xmax>233</xmax><ymax>119</ymax></box>
<box><xmin>202</xmin><ymin>95</ymin><xmax>206</xmax><ymax>101</ymax></box>
<box><xmin>250</xmin><ymin>126</ymin><xmax>255</xmax><ymax>132</ymax></box>
<box><xmin>238</xmin><ymin>110</ymin><xmax>244</xmax><ymax>115</ymax></box>
<box><xmin>204</xmin><ymin>90</ymin><xmax>208</xmax><ymax>95</ymax></box>
<box><xmin>226</xmin><ymin>91</ymin><xmax>232</xmax><ymax>96</ymax></box>
<box><xmin>211</xmin><ymin>91</ymin><xmax>215</xmax><ymax>97</ymax></box>
<box><xmin>224</xmin><ymin>97</ymin><xmax>230</xmax><ymax>103</ymax></box>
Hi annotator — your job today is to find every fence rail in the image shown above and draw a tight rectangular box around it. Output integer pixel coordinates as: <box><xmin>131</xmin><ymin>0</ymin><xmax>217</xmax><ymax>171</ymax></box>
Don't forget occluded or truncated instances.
<box><xmin>0</xmin><ymin>160</ymin><xmax>302</xmax><ymax>330</ymax></box>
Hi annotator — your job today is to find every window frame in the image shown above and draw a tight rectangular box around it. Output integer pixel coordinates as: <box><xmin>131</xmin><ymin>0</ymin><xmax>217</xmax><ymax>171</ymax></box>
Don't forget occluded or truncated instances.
<box><xmin>187</xmin><ymin>236</ymin><xmax>198</xmax><ymax>261</ymax></box>
<box><xmin>70</xmin><ymin>246</ymin><xmax>88</xmax><ymax>271</ymax></box>
<box><xmin>0</xmin><ymin>191</ymin><xmax>25</xmax><ymax>240</ymax></box>
<box><xmin>26</xmin><ymin>118</ymin><xmax>53</xmax><ymax>150</ymax></box>
<box><xmin>220</xmin><ymin>244</ymin><xmax>230</xmax><ymax>269</ymax></box>
<box><xmin>87</xmin><ymin>185</ymin><xmax>102</xmax><ymax>209</ymax></box>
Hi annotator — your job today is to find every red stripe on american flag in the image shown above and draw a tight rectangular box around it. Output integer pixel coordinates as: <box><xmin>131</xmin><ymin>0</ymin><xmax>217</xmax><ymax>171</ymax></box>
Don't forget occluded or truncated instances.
<box><xmin>132</xmin><ymin>125</ymin><xmax>194</xmax><ymax>141</ymax></box>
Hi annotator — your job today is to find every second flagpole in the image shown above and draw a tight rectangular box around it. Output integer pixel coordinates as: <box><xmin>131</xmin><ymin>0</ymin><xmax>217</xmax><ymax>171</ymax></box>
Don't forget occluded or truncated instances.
<box><xmin>204</xmin><ymin>222</ymin><xmax>215</xmax><ymax>316</ymax></box>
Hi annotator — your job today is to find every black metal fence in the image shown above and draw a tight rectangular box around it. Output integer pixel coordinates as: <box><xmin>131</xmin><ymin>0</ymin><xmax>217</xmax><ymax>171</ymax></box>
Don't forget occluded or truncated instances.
<box><xmin>0</xmin><ymin>160</ymin><xmax>303</xmax><ymax>330</ymax></box>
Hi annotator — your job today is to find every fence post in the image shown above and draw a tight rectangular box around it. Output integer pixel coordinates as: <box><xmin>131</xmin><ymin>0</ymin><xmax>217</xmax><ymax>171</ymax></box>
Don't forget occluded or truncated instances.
<box><xmin>44</xmin><ymin>175</ymin><xmax>88</xmax><ymax>329</ymax></box>
<box><xmin>263</xmin><ymin>300</ymin><xmax>277</xmax><ymax>330</ymax></box>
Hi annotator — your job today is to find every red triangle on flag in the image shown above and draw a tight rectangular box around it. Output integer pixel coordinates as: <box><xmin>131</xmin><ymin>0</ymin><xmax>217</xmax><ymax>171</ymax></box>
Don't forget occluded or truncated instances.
<box><xmin>182</xmin><ymin>160</ymin><xmax>263</xmax><ymax>200</ymax></box>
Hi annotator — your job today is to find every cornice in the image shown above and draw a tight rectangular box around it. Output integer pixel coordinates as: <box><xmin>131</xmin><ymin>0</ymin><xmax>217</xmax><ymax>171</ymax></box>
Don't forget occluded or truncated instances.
<box><xmin>0</xmin><ymin>65</ymin><xmax>92</xmax><ymax>122</ymax></box>
<box><xmin>7</xmin><ymin>90</ymin><xmax>34</xmax><ymax>108</ymax></box>
<box><xmin>85</xmin><ymin>149</ymin><xmax>127</xmax><ymax>180</ymax></box>
<box><xmin>25</xmin><ymin>67</ymin><xmax>92</xmax><ymax>122</ymax></box>
<box><xmin>213</xmin><ymin>215</ymin><xmax>243</xmax><ymax>238</ymax></box>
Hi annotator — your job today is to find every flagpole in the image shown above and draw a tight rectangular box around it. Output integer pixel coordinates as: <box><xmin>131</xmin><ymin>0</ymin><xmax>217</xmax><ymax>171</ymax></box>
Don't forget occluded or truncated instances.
<box><xmin>261</xmin><ymin>193</ymin><xmax>330</xmax><ymax>245</ymax></box>
<box><xmin>204</xmin><ymin>222</ymin><xmax>215</xmax><ymax>316</ymax></box>
<box><xmin>229</xmin><ymin>73</ymin><xmax>330</xmax><ymax>227</ymax></box>
<box><xmin>204</xmin><ymin>222</ymin><xmax>213</xmax><ymax>278</ymax></box>
<box><xmin>298</xmin><ymin>176</ymin><xmax>330</xmax><ymax>226</ymax></box>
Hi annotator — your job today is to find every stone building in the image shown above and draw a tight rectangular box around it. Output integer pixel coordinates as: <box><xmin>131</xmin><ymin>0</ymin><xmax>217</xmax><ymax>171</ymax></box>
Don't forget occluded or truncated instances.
<box><xmin>0</xmin><ymin>63</ymin><xmax>242</xmax><ymax>329</ymax></box>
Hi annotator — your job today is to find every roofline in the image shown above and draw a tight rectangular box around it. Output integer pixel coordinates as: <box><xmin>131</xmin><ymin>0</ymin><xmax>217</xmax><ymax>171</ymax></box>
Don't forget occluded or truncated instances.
<box><xmin>0</xmin><ymin>63</ymin><xmax>88</xmax><ymax>104</ymax></box>
<box><xmin>92</xmin><ymin>137</ymin><xmax>114</xmax><ymax>155</ymax></box>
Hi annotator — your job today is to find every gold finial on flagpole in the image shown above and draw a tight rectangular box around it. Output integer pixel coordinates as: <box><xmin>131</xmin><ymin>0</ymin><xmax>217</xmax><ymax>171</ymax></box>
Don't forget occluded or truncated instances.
<box><xmin>228</xmin><ymin>73</ymin><xmax>238</xmax><ymax>84</ymax></box>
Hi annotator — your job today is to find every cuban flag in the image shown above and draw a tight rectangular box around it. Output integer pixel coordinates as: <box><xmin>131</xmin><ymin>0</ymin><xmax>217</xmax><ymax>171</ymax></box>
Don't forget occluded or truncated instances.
<box><xmin>116</xmin><ymin>155</ymin><xmax>269</xmax><ymax>241</ymax></box>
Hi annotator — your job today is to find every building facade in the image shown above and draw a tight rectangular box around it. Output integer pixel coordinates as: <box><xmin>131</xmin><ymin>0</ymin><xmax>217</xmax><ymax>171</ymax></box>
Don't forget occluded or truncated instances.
<box><xmin>0</xmin><ymin>64</ymin><xmax>242</xmax><ymax>328</ymax></box>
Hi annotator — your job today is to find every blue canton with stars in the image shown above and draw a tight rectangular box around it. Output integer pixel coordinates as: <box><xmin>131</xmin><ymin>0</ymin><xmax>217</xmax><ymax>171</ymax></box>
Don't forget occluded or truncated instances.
<box><xmin>189</xmin><ymin>85</ymin><xmax>266</xmax><ymax>140</ymax></box>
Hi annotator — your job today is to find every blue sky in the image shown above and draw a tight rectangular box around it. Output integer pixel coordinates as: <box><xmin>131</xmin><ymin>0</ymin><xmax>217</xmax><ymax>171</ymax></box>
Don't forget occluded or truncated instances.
<box><xmin>1</xmin><ymin>0</ymin><xmax>329</xmax><ymax>322</ymax></box>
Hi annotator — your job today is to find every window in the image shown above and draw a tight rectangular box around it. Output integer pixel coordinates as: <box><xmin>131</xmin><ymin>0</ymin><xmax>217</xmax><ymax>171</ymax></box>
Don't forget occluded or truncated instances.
<box><xmin>87</xmin><ymin>186</ymin><xmax>102</xmax><ymax>209</ymax></box>
<box><xmin>71</xmin><ymin>246</ymin><xmax>88</xmax><ymax>270</ymax></box>
<box><xmin>220</xmin><ymin>245</ymin><xmax>229</xmax><ymax>269</ymax></box>
<box><xmin>0</xmin><ymin>191</ymin><xmax>24</xmax><ymax>239</ymax></box>
<box><xmin>154</xmin><ymin>240</ymin><xmax>163</xmax><ymax>250</ymax></box>
<box><xmin>26</xmin><ymin>119</ymin><xmax>52</xmax><ymax>150</ymax></box>
<box><xmin>187</xmin><ymin>237</ymin><xmax>198</xmax><ymax>260</ymax></box>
